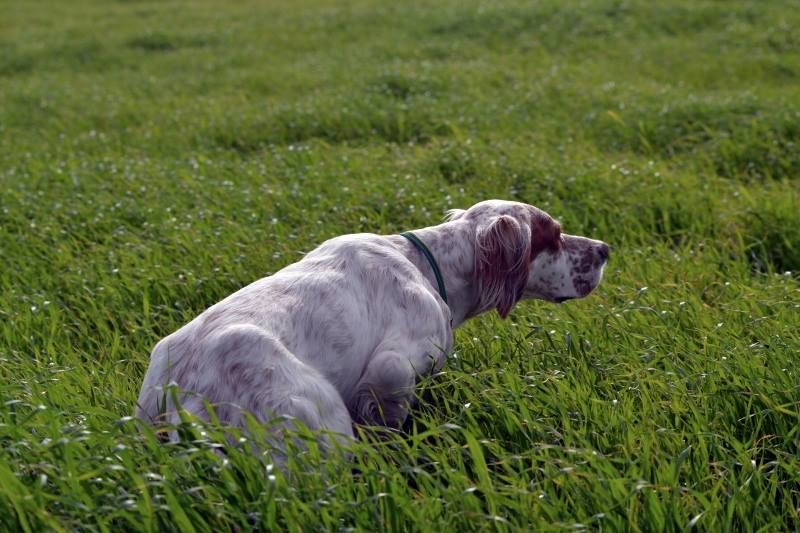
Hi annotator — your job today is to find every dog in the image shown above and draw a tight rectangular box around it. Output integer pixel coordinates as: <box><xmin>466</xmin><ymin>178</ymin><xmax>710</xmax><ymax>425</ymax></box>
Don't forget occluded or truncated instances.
<box><xmin>136</xmin><ymin>200</ymin><xmax>609</xmax><ymax>448</ymax></box>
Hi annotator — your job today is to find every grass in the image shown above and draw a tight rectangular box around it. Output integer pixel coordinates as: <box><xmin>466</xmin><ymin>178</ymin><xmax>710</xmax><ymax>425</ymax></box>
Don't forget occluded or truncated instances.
<box><xmin>1</xmin><ymin>0</ymin><xmax>799</xmax><ymax>529</ymax></box>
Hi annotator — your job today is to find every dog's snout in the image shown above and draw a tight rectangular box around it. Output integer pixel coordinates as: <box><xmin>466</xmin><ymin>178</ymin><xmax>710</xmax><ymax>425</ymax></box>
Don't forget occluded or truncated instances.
<box><xmin>597</xmin><ymin>242</ymin><xmax>610</xmax><ymax>262</ymax></box>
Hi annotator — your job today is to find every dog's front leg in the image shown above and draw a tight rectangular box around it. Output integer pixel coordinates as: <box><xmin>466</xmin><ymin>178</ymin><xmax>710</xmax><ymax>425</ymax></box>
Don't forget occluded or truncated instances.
<box><xmin>349</xmin><ymin>350</ymin><xmax>424</xmax><ymax>428</ymax></box>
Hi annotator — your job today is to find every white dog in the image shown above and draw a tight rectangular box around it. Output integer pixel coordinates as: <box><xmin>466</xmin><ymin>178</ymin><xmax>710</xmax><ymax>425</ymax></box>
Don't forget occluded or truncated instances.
<box><xmin>136</xmin><ymin>200</ymin><xmax>609</xmax><ymax>446</ymax></box>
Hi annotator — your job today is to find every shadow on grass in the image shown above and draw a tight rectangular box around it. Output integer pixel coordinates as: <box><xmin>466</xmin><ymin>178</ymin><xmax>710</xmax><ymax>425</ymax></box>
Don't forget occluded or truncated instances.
<box><xmin>203</xmin><ymin>99</ymin><xmax>452</xmax><ymax>153</ymax></box>
<box><xmin>592</xmin><ymin>100</ymin><xmax>800</xmax><ymax>182</ymax></box>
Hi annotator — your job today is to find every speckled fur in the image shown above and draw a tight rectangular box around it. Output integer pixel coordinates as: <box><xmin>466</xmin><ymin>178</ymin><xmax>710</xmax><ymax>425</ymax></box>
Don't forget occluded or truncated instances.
<box><xmin>135</xmin><ymin>200</ymin><xmax>608</xmax><ymax>448</ymax></box>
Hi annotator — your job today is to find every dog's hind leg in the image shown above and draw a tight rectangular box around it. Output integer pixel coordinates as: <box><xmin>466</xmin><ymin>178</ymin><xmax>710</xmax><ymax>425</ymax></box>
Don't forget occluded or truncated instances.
<box><xmin>207</xmin><ymin>325</ymin><xmax>355</xmax><ymax>446</ymax></box>
<box><xmin>138</xmin><ymin>324</ymin><xmax>354</xmax><ymax>453</ymax></box>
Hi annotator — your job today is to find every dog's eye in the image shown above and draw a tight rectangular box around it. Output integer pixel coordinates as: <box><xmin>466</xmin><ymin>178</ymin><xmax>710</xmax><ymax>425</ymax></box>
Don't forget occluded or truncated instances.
<box><xmin>550</xmin><ymin>227</ymin><xmax>563</xmax><ymax>251</ymax></box>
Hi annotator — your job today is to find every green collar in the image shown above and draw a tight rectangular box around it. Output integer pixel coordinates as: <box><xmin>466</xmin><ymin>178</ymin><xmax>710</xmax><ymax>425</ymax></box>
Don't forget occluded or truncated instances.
<box><xmin>400</xmin><ymin>232</ymin><xmax>448</xmax><ymax>304</ymax></box>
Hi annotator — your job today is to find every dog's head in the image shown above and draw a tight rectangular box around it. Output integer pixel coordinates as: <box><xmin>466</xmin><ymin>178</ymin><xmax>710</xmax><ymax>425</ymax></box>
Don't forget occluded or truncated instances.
<box><xmin>449</xmin><ymin>200</ymin><xmax>609</xmax><ymax>318</ymax></box>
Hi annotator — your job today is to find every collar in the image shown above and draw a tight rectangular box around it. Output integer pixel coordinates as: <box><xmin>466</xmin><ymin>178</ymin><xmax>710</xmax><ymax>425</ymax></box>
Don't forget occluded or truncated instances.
<box><xmin>400</xmin><ymin>232</ymin><xmax>448</xmax><ymax>304</ymax></box>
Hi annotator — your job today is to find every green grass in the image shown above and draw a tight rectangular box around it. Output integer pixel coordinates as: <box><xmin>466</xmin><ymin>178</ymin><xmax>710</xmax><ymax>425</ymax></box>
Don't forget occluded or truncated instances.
<box><xmin>1</xmin><ymin>0</ymin><xmax>799</xmax><ymax>529</ymax></box>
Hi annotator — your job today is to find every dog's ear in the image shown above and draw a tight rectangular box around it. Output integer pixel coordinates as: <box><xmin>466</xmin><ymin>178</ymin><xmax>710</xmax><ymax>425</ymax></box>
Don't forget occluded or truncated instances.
<box><xmin>475</xmin><ymin>215</ymin><xmax>531</xmax><ymax>318</ymax></box>
<box><xmin>444</xmin><ymin>208</ymin><xmax>466</xmax><ymax>221</ymax></box>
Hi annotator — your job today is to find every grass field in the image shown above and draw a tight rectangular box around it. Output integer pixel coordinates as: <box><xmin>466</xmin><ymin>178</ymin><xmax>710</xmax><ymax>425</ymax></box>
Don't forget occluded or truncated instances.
<box><xmin>2</xmin><ymin>0</ymin><xmax>799</xmax><ymax>530</ymax></box>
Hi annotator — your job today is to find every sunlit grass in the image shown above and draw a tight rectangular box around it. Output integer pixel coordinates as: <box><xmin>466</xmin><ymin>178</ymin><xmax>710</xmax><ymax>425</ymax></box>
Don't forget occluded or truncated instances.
<box><xmin>1</xmin><ymin>0</ymin><xmax>798</xmax><ymax>529</ymax></box>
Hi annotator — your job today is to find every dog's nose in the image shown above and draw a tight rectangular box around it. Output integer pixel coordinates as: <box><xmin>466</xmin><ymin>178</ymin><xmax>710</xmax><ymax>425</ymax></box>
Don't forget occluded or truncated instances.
<box><xmin>598</xmin><ymin>243</ymin><xmax>610</xmax><ymax>262</ymax></box>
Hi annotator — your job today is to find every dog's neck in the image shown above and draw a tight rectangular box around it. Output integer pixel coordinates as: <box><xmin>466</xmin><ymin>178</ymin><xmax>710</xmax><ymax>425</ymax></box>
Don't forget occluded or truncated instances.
<box><xmin>390</xmin><ymin>221</ymin><xmax>485</xmax><ymax>328</ymax></box>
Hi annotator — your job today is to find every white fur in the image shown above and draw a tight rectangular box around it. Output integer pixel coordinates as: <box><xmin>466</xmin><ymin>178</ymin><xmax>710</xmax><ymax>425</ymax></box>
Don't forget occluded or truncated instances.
<box><xmin>136</xmin><ymin>200</ymin><xmax>608</xmax><ymax>447</ymax></box>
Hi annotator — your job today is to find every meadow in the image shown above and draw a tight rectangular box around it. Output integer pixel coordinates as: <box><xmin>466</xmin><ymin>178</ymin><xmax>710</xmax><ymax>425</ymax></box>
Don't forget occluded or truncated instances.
<box><xmin>1</xmin><ymin>0</ymin><xmax>799</xmax><ymax>530</ymax></box>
